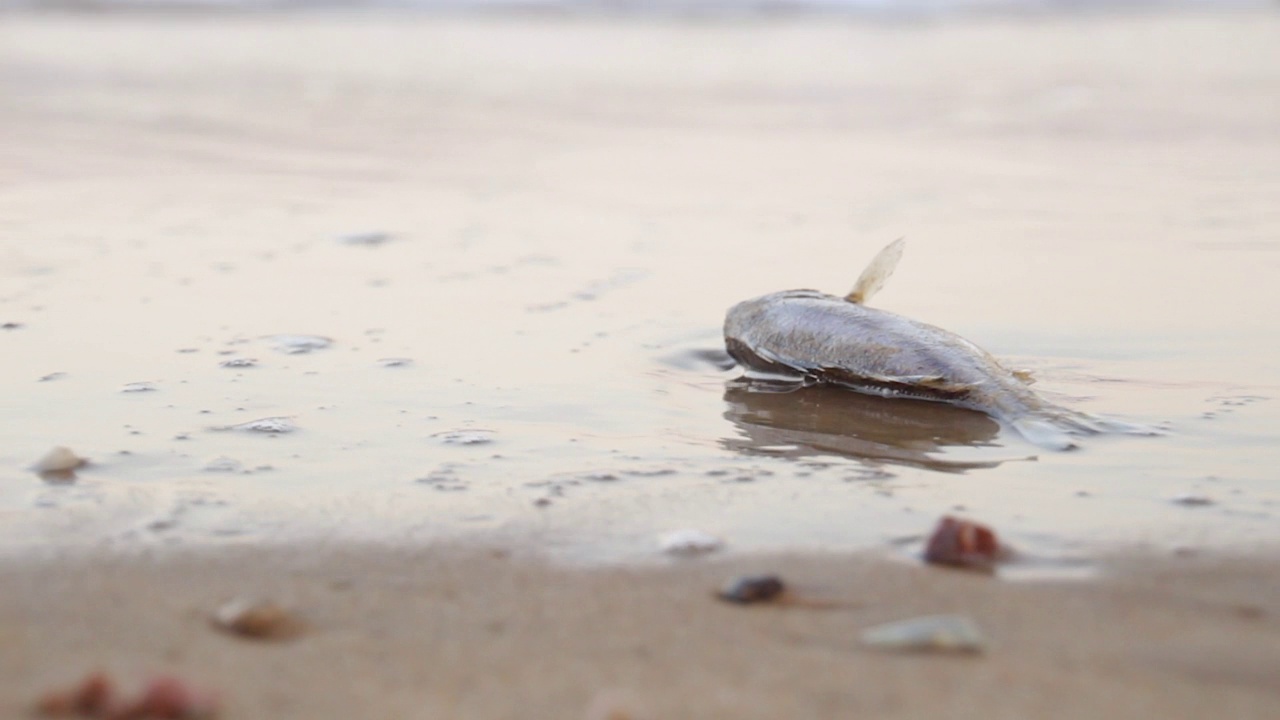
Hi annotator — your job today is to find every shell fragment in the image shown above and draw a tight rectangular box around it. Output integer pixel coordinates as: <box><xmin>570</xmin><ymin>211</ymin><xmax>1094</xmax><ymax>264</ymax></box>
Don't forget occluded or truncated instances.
<box><xmin>860</xmin><ymin>614</ymin><xmax>986</xmax><ymax>653</ymax></box>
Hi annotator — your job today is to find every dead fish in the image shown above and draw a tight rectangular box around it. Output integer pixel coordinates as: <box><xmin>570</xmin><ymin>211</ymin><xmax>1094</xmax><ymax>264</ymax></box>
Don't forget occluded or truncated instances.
<box><xmin>724</xmin><ymin>239</ymin><xmax>1143</xmax><ymax>450</ymax></box>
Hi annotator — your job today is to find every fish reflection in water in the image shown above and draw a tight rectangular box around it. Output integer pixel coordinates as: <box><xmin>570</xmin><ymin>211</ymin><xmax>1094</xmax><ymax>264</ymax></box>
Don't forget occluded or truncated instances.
<box><xmin>721</xmin><ymin>379</ymin><xmax>1006</xmax><ymax>472</ymax></box>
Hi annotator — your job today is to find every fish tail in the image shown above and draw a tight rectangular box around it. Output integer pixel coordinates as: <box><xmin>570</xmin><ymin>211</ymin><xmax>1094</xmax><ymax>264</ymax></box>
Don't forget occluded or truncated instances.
<box><xmin>1009</xmin><ymin>404</ymin><xmax>1161</xmax><ymax>451</ymax></box>
<box><xmin>1010</xmin><ymin>415</ymin><xmax>1088</xmax><ymax>451</ymax></box>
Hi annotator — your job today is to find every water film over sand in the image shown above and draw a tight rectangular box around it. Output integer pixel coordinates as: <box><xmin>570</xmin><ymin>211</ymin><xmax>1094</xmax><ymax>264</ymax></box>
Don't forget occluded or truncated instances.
<box><xmin>1</xmin><ymin>13</ymin><xmax>1279</xmax><ymax>567</ymax></box>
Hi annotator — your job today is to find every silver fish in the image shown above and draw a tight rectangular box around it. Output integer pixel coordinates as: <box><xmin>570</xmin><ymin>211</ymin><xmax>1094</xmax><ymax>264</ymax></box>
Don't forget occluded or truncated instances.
<box><xmin>724</xmin><ymin>239</ymin><xmax>1127</xmax><ymax>450</ymax></box>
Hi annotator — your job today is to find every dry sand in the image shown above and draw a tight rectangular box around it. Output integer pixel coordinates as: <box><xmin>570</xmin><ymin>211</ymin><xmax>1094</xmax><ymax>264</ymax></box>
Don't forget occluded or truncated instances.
<box><xmin>3</xmin><ymin>9</ymin><xmax>1280</xmax><ymax>718</ymax></box>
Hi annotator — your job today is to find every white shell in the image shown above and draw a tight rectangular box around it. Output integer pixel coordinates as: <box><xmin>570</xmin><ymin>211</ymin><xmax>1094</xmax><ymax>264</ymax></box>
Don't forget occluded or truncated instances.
<box><xmin>32</xmin><ymin>446</ymin><xmax>87</xmax><ymax>474</ymax></box>
<box><xmin>212</xmin><ymin>597</ymin><xmax>300</xmax><ymax>639</ymax></box>
<box><xmin>860</xmin><ymin>615</ymin><xmax>986</xmax><ymax>653</ymax></box>
<box><xmin>658</xmin><ymin>529</ymin><xmax>724</xmax><ymax>556</ymax></box>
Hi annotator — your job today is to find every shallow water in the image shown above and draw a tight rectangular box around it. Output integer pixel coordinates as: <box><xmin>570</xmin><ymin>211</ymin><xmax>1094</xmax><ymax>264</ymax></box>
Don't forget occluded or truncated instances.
<box><xmin>1</xmin><ymin>13</ymin><xmax>1278</xmax><ymax>565</ymax></box>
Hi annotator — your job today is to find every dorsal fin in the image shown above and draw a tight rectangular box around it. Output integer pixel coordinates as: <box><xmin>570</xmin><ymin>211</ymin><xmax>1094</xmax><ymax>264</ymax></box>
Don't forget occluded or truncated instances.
<box><xmin>844</xmin><ymin>237</ymin><xmax>905</xmax><ymax>304</ymax></box>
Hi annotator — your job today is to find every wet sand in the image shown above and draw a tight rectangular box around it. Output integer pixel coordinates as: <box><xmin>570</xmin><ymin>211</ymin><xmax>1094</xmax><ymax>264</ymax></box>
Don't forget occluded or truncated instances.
<box><xmin>2</xmin><ymin>9</ymin><xmax>1280</xmax><ymax>716</ymax></box>
<box><xmin>1</xmin><ymin>11</ymin><xmax>1278</xmax><ymax>560</ymax></box>
<box><xmin>2</xmin><ymin>546</ymin><xmax>1279</xmax><ymax>718</ymax></box>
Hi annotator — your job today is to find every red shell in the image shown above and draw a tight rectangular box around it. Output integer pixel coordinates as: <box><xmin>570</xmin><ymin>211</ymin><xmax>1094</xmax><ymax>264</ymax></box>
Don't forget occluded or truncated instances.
<box><xmin>923</xmin><ymin>516</ymin><xmax>1000</xmax><ymax>569</ymax></box>
<box><xmin>37</xmin><ymin>672</ymin><xmax>217</xmax><ymax>719</ymax></box>
<box><xmin>35</xmin><ymin>672</ymin><xmax>114</xmax><ymax>717</ymax></box>
<box><xmin>108</xmin><ymin>676</ymin><xmax>218</xmax><ymax>719</ymax></box>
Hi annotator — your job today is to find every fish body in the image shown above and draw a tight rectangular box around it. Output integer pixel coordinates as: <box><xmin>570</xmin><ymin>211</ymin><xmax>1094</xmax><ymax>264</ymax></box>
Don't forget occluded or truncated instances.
<box><xmin>723</xmin><ymin>241</ymin><xmax>1112</xmax><ymax>450</ymax></box>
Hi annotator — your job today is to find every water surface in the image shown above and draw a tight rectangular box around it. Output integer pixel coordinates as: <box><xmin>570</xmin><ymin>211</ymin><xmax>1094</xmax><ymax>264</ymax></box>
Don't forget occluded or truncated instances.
<box><xmin>1</xmin><ymin>12</ymin><xmax>1278</xmax><ymax>564</ymax></box>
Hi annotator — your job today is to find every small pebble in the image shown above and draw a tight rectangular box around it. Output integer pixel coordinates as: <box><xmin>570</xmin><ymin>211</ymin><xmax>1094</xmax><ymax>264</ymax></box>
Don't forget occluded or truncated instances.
<box><xmin>716</xmin><ymin>575</ymin><xmax>785</xmax><ymax>605</ymax></box>
<box><xmin>212</xmin><ymin>597</ymin><xmax>303</xmax><ymax>640</ymax></box>
<box><xmin>126</xmin><ymin>675</ymin><xmax>219</xmax><ymax>718</ymax></box>
<box><xmin>1171</xmin><ymin>493</ymin><xmax>1214</xmax><ymax>507</ymax></box>
<box><xmin>35</xmin><ymin>671</ymin><xmax>112</xmax><ymax>716</ymax></box>
<box><xmin>35</xmin><ymin>672</ymin><xmax>218</xmax><ymax>718</ymax></box>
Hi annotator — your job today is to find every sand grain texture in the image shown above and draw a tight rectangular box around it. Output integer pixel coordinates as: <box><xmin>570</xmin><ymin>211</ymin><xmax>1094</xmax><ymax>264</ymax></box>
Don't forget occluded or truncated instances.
<box><xmin>2</xmin><ymin>548</ymin><xmax>1280</xmax><ymax>718</ymax></box>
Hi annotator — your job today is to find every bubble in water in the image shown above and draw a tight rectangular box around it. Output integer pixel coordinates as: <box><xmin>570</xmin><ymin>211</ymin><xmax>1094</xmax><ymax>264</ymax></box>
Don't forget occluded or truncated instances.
<box><xmin>265</xmin><ymin>335</ymin><xmax>332</xmax><ymax>355</ymax></box>
<box><xmin>432</xmin><ymin>430</ymin><xmax>494</xmax><ymax>446</ymax></box>
<box><xmin>204</xmin><ymin>456</ymin><xmax>244</xmax><ymax>473</ymax></box>
<box><xmin>706</xmin><ymin>466</ymin><xmax>774</xmax><ymax>483</ymax></box>
<box><xmin>624</xmin><ymin>467</ymin><xmax>678</xmax><ymax>478</ymax></box>
<box><xmin>216</xmin><ymin>417</ymin><xmax>297</xmax><ymax>434</ymax></box>
<box><xmin>338</xmin><ymin>231</ymin><xmax>393</xmax><ymax>247</ymax></box>
<box><xmin>416</xmin><ymin>463</ymin><xmax>468</xmax><ymax>491</ymax></box>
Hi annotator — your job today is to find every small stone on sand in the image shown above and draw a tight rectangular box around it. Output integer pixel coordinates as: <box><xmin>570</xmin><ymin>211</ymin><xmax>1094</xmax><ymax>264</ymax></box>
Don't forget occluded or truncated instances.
<box><xmin>716</xmin><ymin>575</ymin><xmax>785</xmax><ymax>605</ymax></box>
<box><xmin>212</xmin><ymin>597</ymin><xmax>303</xmax><ymax>640</ymax></box>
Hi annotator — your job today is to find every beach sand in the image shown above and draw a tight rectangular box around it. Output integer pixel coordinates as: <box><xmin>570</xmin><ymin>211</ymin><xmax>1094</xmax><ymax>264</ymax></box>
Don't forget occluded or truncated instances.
<box><xmin>2</xmin><ymin>9</ymin><xmax>1280</xmax><ymax>718</ymax></box>
<box><xmin>2</xmin><ymin>546</ymin><xmax>1279</xmax><ymax>718</ymax></box>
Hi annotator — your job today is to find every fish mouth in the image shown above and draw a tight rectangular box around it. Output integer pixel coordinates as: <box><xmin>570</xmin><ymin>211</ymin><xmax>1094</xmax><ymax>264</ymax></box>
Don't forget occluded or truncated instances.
<box><xmin>724</xmin><ymin>337</ymin><xmax>800</xmax><ymax>379</ymax></box>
